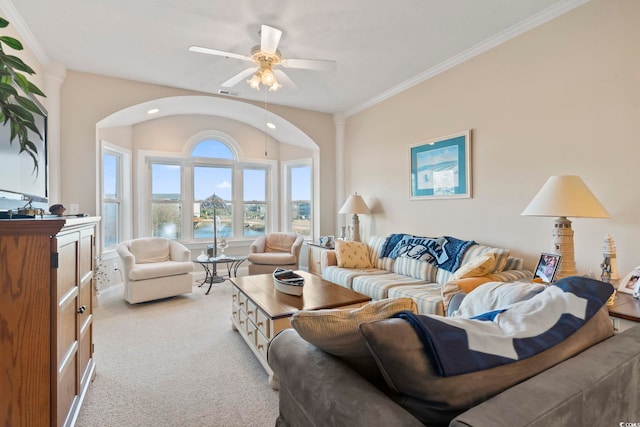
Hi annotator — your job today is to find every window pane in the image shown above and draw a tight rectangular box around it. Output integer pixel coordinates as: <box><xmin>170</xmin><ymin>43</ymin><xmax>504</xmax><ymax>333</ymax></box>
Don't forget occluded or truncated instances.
<box><xmin>103</xmin><ymin>202</ymin><xmax>119</xmax><ymax>247</ymax></box>
<box><xmin>191</xmin><ymin>139</ymin><xmax>234</xmax><ymax>159</ymax></box>
<box><xmin>152</xmin><ymin>164</ymin><xmax>181</xmax><ymax>201</ymax></box>
<box><xmin>243</xmin><ymin>169</ymin><xmax>266</xmax><ymax>201</ymax></box>
<box><xmin>194</xmin><ymin>166</ymin><xmax>232</xmax><ymax>239</ymax></box>
<box><xmin>103</xmin><ymin>153</ymin><xmax>118</xmax><ymax>198</ymax></box>
<box><xmin>244</xmin><ymin>203</ymin><xmax>266</xmax><ymax>237</ymax></box>
<box><xmin>290</xmin><ymin>165</ymin><xmax>311</xmax><ymax>237</ymax></box>
<box><xmin>152</xmin><ymin>203</ymin><xmax>182</xmax><ymax>239</ymax></box>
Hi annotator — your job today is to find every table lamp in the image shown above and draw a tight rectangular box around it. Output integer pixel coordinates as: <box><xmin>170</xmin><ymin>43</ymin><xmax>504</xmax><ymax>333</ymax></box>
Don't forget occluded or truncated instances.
<box><xmin>522</xmin><ymin>175</ymin><xmax>609</xmax><ymax>279</ymax></box>
<box><xmin>338</xmin><ymin>193</ymin><xmax>370</xmax><ymax>242</ymax></box>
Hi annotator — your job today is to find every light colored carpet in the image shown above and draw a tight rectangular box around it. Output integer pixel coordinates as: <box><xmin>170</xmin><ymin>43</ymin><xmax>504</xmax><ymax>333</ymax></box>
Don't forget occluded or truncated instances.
<box><xmin>76</xmin><ymin>281</ymin><xmax>279</xmax><ymax>427</ymax></box>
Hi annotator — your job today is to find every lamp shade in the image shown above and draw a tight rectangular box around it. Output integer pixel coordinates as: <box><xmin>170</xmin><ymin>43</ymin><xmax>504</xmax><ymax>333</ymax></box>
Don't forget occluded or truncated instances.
<box><xmin>201</xmin><ymin>193</ymin><xmax>226</xmax><ymax>210</ymax></box>
<box><xmin>339</xmin><ymin>193</ymin><xmax>370</xmax><ymax>215</ymax></box>
<box><xmin>521</xmin><ymin>176</ymin><xmax>609</xmax><ymax>218</ymax></box>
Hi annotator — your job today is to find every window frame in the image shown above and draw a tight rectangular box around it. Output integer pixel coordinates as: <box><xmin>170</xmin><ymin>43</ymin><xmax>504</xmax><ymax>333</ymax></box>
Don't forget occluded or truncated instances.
<box><xmin>100</xmin><ymin>141</ymin><xmax>131</xmax><ymax>252</ymax></box>
<box><xmin>282</xmin><ymin>158</ymin><xmax>313</xmax><ymax>238</ymax></box>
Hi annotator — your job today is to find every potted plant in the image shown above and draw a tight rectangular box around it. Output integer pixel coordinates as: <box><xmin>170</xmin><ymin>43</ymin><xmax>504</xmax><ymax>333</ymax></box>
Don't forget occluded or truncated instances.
<box><xmin>0</xmin><ymin>16</ymin><xmax>46</xmax><ymax>173</ymax></box>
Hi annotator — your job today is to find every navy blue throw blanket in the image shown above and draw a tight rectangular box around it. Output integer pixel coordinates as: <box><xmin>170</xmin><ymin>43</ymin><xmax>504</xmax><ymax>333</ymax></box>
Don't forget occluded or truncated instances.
<box><xmin>382</xmin><ymin>234</ymin><xmax>476</xmax><ymax>273</ymax></box>
<box><xmin>393</xmin><ymin>276</ymin><xmax>613</xmax><ymax>377</ymax></box>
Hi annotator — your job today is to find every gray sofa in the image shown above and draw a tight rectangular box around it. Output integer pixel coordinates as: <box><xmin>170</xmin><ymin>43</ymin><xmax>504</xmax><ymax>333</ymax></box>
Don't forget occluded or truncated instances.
<box><xmin>269</xmin><ymin>318</ymin><xmax>640</xmax><ymax>427</ymax></box>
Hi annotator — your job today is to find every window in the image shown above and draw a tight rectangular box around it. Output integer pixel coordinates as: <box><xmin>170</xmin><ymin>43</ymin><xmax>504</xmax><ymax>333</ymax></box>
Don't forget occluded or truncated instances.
<box><xmin>193</xmin><ymin>166</ymin><xmax>232</xmax><ymax>239</ymax></box>
<box><xmin>145</xmin><ymin>136</ymin><xmax>276</xmax><ymax>241</ymax></box>
<box><xmin>151</xmin><ymin>163</ymin><xmax>182</xmax><ymax>239</ymax></box>
<box><xmin>101</xmin><ymin>143</ymin><xmax>131</xmax><ymax>251</ymax></box>
<box><xmin>243</xmin><ymin>168</ymin><xmax>267</xmax><ymax>237</ymax></box>
<box><xmin>285</xmin><ymin>162</ymin><xmax>312</xmax><ymax>238</ymax></box>
<box><xmin>102</xmin><ymin>152</ymin><xmax>120</xmax><ymax>247</ymax></box>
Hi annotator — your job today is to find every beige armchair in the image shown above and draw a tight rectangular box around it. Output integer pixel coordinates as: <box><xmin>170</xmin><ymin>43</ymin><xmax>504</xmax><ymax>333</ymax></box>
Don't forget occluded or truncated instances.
<box><xmin>247</xmin><ymin>233</ymin><xmax>304</xmax><ymax>275</ymax></box>
<box><xmin>116</xmin><ymin>237</ymin><xmax>194</xmax><ymax>303</ymax></box>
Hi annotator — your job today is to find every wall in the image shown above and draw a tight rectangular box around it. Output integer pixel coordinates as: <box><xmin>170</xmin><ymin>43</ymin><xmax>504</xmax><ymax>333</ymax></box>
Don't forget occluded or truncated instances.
<box><xmin>344</xmin><ymin>0</ymin><xmax>639</xmax><ymax>276</ymax></box>
<box><xmin>60</xmin><ymin>71</ymin><xmax>337</xmax><ymax>237</ymax></box>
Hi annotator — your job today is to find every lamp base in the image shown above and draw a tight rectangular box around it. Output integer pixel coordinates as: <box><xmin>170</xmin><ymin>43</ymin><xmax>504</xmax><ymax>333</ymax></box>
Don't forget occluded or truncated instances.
<box><xmin>351</xmin><ymin>214</ymin><xmax>361</xmax><ymax>242</ymax></box>
<box><xmin>552</xmin><ymin>216</ymin><xmax>577</xmax><ymax>280</ymax></box>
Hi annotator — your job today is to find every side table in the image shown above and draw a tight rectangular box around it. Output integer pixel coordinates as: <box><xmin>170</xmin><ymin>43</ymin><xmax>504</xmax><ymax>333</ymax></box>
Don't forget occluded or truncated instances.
<box><xmin>306</xmin><ymin>243</ymin><xmax>334</xmax><ymax>276</ymax></box>
<box><xmin>607</xmin><ymin>292</ymin><xmax>640</xmax><ymax>332</ymax></box>
<box><xmin>194</xmin><ymin>256</ymin><xmax>247</xmax><ymax>294</ymax></box>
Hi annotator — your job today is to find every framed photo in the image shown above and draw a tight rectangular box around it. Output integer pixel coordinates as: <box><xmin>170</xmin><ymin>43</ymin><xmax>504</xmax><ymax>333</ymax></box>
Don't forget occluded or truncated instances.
<box><xmin>533</xmin><ymin>253</ymin><xmax>561</xmax><ymax>283</ymax></box>
<box><xmin>409</xmin><ymin>130</ymin><xmax>471</xmax><ymax>200</ymax></box>
<box><xmin>618</xmin><ymin>266</ymin><xmax>640</xmax><ymax>295</ymax></box>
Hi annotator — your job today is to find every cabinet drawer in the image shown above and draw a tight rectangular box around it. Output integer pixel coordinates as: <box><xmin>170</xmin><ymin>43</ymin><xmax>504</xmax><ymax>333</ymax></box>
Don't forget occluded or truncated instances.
<box><xmin>238</xmin><ymin>292</ymin><xmax>249</xmax><ymax>314</ymax></box>
<box><xmin>232</xmin><ymin>302</ymin><xmax>240</xmax><ymax>324</ymax></box>
<box><xmin>246</xmin><ymin>300</ymin><xmax>258</xmax><ymax>323</ymax></box>
<box><xmin>256</xmin><ymin>330</ymin><xmax>269</xmax><ymax>361</ymax></box>
<box><xmin>245</xmin><ymin>323</ymin><xmax>258</xmax><ymax>347</ymax></box>
<box><xmin>256</xmin><ymin>309</ymin><xmax>271</xmax><ymax>339</ymax></box>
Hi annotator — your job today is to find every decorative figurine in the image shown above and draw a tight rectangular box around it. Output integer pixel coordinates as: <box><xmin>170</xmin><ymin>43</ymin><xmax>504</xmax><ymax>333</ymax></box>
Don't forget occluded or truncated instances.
<box><xmin>602</xmin><ymin>234</ymin><xmax>620</xmax><ymax>284</ymax></box>
<box><xmin>49</xmin><ymin>204</ymin><xmax>66</xmax><ymax>216</ymax></box>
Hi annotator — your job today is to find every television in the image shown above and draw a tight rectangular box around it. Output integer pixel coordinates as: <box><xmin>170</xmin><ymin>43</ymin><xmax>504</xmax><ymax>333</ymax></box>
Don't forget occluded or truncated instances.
<box><xmin>0</xmin><ymin>94</ymin><xmax>48</xmax><ymax>213</ymax></box>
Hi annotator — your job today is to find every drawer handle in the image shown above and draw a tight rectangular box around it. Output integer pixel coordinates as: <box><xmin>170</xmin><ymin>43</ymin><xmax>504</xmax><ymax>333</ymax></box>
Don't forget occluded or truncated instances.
<box><xmin>240</xmin><ymin>320</ymin><xmax>244</xmax><ymax>325</ymax></box>
<box><xmin>239</xmin><ymin>302</ymin><xmax>244</xmax><ymax>306</ymax></box>
<box><xmin>247</xmin><ymin>310</ymin><xmax>253</xmax><ymax>315</ymax></box>
<box><xmin>257</xmin><ymin>322</ymin><xmax>263</xmax><ymax>327</ymax></box>
<box><xmin>257</xmin><ymin>344</ymin><xmax>264</xmax><ymax>350</ymax></box>
<box><xmin>77</xmin><ymin>305</ymin><xmax>87</xmax><ymax>314</ymax></box>
<box><xmin>247</xmin><ymin>331</ymin><xmax>253</xmax><ymax>336</ymax></box>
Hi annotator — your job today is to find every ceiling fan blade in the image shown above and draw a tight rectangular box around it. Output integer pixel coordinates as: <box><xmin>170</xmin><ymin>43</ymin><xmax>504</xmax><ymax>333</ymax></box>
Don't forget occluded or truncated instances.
<box><xmin>189</xmin><ymin>46</ymin><xmax>252</xmax><ymax>62</ymax></box>
<box><xmin>221</xmin><ymin>67</ymin><xmax>259</xmax><ymax>87</ymax></box>
<box><xmin>274</xmin><ymin>69</ymin><xmax>299</xmax><ymax>92</ymax></box>
<box><xmin>260</xmin><ymin>25</ymin><xmax>282</xmax><ymax>55</ymax></box>
<box><xmin>281</xmin><ymin>58</ymin><xmax>337</xmax><ymax>71</ymax></box>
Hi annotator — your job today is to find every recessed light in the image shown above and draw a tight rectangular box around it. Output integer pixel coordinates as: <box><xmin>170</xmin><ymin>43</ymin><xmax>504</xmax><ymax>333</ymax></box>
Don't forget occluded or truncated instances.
<box><xmin>147</xmin><ymin>108</ymin><xmax>160</xmax><ymax>115</ymax></box>
<box><xmin>266</xmin><ymin>122</ymin><xmax>276</xmax><ymax>129</ymax></box>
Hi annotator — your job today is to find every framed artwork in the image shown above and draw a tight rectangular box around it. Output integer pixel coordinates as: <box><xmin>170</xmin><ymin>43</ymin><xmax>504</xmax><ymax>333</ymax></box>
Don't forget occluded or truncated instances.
<box><xmin>533</xmin><ymin>252</ymin><xmax>561</xmax><ymax>283</ymax></box>
<box><xmin>409</xmin><ymin>130</ymin><xmax>471</xmax><ymax>200</ymax></box>
<box><xmin>618</xmin><ymin>266</ymin><xmax>640</xmax><ymax>295</ymax></box>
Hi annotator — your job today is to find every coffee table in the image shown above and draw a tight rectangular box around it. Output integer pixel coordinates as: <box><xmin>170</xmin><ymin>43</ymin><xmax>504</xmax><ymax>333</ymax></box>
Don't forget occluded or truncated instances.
<box><xmin>230</xmin><ymin>270</ymin><xmax>371</xmax><ymax>389</ymax></box>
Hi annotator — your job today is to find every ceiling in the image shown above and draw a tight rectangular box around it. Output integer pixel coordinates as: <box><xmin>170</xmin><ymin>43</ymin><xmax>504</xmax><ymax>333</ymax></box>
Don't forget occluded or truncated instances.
<box><xmin>5</xmin><ymin>0</ymin><xmax>586</xmax><ymax>115</ymax></box>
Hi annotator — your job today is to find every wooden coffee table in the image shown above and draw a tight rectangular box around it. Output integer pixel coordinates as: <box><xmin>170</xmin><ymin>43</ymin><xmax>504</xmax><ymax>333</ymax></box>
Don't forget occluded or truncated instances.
<box><xmin>230</xmin><ymin>270</ymin><xmax>371</xmax><ymax>389</ymax></box>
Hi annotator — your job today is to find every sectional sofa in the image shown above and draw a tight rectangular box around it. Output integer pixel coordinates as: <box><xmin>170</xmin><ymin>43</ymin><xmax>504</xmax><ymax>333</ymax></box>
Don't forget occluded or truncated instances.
<box><xmin>269</xmin><ymin>277</ymin><xmax>640</xmax><ymax>426</ymax></box>
<box><xmin>321</xmin><ymin>234</ymin><xmax>533</xmax><ymax>315</ymax></box>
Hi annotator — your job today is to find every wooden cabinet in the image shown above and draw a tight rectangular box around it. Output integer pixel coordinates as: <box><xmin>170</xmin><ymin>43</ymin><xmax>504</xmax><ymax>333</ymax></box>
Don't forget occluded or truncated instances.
<box><xmin>0</xmin><ymin>216</ymin><xmax>99</xmax><ymax>427</ymax></box>
<box><xmin>306</xmin><ymin>243</ymin><xmax>334</xmax><ymax>276</ymax></box>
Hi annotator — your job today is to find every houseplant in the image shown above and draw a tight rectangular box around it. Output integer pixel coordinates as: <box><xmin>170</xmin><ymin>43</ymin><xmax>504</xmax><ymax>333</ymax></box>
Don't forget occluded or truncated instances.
<box><xmin>0</xmin><ymin>16</ymin><xmax>46</xmax><ymax>173</ymax></box>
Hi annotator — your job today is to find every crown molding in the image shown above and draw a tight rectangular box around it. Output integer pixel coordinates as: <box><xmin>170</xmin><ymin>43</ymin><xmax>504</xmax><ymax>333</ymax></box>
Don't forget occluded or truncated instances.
<box><xmin>345</xmin><ymin>0</ymin><xmax>591</xmax><ymax>117</ymax></box>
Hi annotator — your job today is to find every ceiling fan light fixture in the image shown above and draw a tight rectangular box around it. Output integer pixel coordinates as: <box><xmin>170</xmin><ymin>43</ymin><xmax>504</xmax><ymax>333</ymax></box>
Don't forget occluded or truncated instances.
<box><xmin>248</xmin><ymin>73</ymin><xmax>262</xmax><ymax>90</ymax></box>
<box><xmin>268</xmin><ymin>79</ymin><xmax>282</xmax><ymax>92</ymax></box>
<box><xmin>260</xmin><ymin>68</ymin><xmax>276</xmax><ymax>86</ymax></box>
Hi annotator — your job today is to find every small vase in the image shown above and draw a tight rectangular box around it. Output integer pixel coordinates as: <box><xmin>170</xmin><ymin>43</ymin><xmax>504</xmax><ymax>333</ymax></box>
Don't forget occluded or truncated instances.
<box><xmin>196</xmin><ymin>250</ymin><xmax>208</xmax><ymax>262</ymax></box>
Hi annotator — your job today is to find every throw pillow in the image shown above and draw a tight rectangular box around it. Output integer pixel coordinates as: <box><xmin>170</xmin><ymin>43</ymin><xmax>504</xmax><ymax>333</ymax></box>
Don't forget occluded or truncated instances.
<box><xmin>290</xmin><ymin>298</ymin><xmax>418</xmax><ymax>358</ymax></box>
<box><xmin>450</xmin><ymin>280</ymin><xmax>546</xmax><ymax>318</ymax></box>
<box><xmin>335</xmin><ymin>240</ymin><xmax>373</xmax><ymax>268</ymax></box>
<box><xmin>452</xmin><ymin>253</ymin><xmax>497</xmax><ymax>280</ymax></box>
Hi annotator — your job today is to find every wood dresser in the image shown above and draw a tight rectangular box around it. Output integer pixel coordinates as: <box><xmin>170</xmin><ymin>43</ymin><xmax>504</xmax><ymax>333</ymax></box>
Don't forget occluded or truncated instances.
<box><xmin>0</xmin><ymin>216</ymin><xmax>100</xmax><ymax>427</ymax></box>
<box><xmin>230</xmin><ymin>271</ymin><xmax>370</xmax><ymax>389</ymax></box>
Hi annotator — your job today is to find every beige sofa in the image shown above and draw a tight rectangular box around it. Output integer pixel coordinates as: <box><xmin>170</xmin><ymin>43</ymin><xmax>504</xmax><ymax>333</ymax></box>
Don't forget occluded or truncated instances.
<box><xmin>322</xmin><ymin>234</ymin><xmax>533</xmax><ymax>315</ymax></box>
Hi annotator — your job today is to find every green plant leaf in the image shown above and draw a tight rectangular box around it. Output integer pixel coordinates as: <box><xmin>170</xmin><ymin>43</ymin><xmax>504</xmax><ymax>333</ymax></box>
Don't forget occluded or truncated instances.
<box><xmin>3</xmin><ymin>55</ymin><xmax>35</xmax><ymax>75</ymax></box>
<box><xmin>0</xmin><ymin>18</ymin><xmax>8</xmax><ymax>28</ymax></box>
<box><xmin>0</xmin><ymin>36</ymin><xmax>22</xmax><ymax>51</ymax></box>
<box><xmin>15</xmin><ymin>94</ymin><xmax>44</xmax><ymax>115</ymax></box>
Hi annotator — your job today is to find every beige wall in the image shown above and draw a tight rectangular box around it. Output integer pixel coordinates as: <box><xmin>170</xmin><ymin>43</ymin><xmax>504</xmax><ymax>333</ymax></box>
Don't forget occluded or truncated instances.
<box><xmin>344</xmin><ymin>0</ymin><xmax>639</xmax><ymax>275</ymax></box>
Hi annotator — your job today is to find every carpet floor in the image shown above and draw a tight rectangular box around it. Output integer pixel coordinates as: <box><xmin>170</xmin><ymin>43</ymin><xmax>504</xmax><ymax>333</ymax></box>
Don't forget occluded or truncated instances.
<box><xmin>76</xmin><ymin>281</ymin><xmax>279</xmax><ymax>427</ymax></box>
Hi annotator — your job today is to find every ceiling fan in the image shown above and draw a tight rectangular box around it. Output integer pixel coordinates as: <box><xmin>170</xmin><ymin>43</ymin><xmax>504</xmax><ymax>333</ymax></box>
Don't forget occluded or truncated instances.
<box><xmin>189</xmin><ymin>24</ymin><xmax>337</xmax><ymax>92</ymax></box>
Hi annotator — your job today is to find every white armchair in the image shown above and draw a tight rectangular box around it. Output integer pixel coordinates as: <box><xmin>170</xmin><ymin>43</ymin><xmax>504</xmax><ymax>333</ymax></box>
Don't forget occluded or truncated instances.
<box><xmin>247</xmin><ymin>233</ymin><xmax>304</xmax><ymax>275</ymax></box>
<box><xmin>116</xmin><ymin>237</ymin><xmax>194</xmax><ymax>303</ymax></box>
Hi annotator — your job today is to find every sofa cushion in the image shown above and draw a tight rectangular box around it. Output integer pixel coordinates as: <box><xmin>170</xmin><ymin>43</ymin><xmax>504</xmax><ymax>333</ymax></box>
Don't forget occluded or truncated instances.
<box><xmin>290</xmin><ymin>297</ymin><xmax>417</xmax><ymax>359</ymax></box>
<box><xmin>360</xmin><ymin>306</ymin><xmax>613</xmax><ymax>420</ymax></box>
<box><xmin>128</xmin><ymin>260</ymin><xmax>194</xmax><ymax>280</ymax></box>
<box><xmin>387</xmin><ymin>283</ymin><xmax>445</xmax><ymax>316</ymax></box>
<box><xmin>452</xmin><ymin>253</ymin><xmax>497</xmax><ymax>280</ymax></box>
<box><xmin>248</xmin><ymin>252</ymin><xmax>296</xmax><ymax>265</ymax></box>
<box><xmin>335</xmin><ymin>240</ymin><xmax>373</xmax><ymax>268</ymax></box>
<box><xmin>450</xmin><ymin>281</ymin><xmax>546</xmax><ymax>318</ymax></box>
<box><xmin>290</xmin><ymin>297</ymin><xmax>418</xmax><ymax>383</ymax></box>
<box><xmin>352</xmin><ymin>274</ymin><xmax>429</xmax><ymax>300</ymax></box>
<box><xmin>129</xmin><ymin>237</ymin><xmax>171</xmax><ymax>264</ymax></box>
<box><xmin>392</xmin><ymin>256</ymin><xmax>438</xmax><ymax>282</ymax></box>
<box><xmin>460</xmin><ymin>245</ymin><xmax>510</xmax><ymax>273</ymax></box>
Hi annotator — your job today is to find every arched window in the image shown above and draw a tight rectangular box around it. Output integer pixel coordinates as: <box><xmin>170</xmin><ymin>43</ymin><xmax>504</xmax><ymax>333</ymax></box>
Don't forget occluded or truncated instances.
<box><xmin>191</xmin><ymin>139</ymin><xmax>235</xmax><ymax>160</ymax></box>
